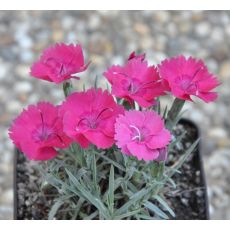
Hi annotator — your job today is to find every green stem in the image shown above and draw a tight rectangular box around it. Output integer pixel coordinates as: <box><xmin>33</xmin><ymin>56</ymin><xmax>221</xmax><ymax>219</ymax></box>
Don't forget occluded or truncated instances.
<box><xmin>123</xmin><ymin>100</ymin><xmax>134</xmax><ymax>110</ymax></box>
<box><xmin>157</xmin><ymin>162</ymin><xmax>165</xmax><ymax>180</ymax></box>
<box><xmin>63</xmin><ymin>80</ymin><xmax>73</xmax><ymax>97</ymax></box>
<box><xmin>166</xmin><ymin>98</ymin><xmax>185</xmax><ymax>129</ymax></box>
<box><xmin>150</xmin><ymin>162</ymin><xmax>165</xmax><ymax>197</ymax></box>
<box><xmin>150</xmin><ymin>161</ymin><xmax>165</xmax><ymax>180</ymax></box>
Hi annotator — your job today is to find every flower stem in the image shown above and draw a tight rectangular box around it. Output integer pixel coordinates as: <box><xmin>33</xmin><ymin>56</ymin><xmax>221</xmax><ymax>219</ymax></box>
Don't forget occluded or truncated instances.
<box><xmin>166</xmin><ymin>98</ymin><xmax>185</xmax><ymax>129</ymax></box>
<box><xmin>63</xmin><ymin>80</ymin><xmax>73</xmax><ymax>97</ymax></box>
<box><xmin>158</xmin><ymin>162</ymin><xmax>165</xmax><ymax>180</ymax></box>
<box><xmin>151</xmin><ymin>161</ymin><xmax>165</xmax><ymax>180</ymax></box>
<box><xmin>151</xmin><ymin>162</ymin><xmax>165</xmax><ymax>196</ymax></box>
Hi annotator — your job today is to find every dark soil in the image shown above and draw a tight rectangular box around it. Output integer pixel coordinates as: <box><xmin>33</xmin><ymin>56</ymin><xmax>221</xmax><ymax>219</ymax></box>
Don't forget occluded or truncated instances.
<box><xmin>14</xmin><ymin>119</ymin><xmax>209</xmax><ymax>220</ymax></box>
<box><xmin>165</xmin><ymin>120</ymin><xmax>208</xmax><ymax>220</ymax></box>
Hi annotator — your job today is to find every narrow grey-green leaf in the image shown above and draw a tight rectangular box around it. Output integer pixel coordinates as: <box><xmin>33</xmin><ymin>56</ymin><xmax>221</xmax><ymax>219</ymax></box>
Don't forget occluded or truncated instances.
<box><xmin>94</xmin><ymin>75</ymin><xmax>98</xmax><ymax>89</ymax></box>
<box><xmin>116</xmin><ymin>187</ymin><xmax>151</xmax><ymax>215</ymax></box>
<box><xmin>84</xmin><ymin>210</ymin><xmax>99</xmax><ymax>220</ymax></box>
<box><xmin>127</xmin><ymin>181</ymin><xmax>138</xmax><ymax>193</ymax></box>
<box><xmin>65</xmin><ymin>169</ymin><xmax>110</xmax><ymax>219</ymax></box>
<box><xmin>94</xmin><ymin>151</ymin><xmax>126</xmax><ymax>172</ymax></box>
<box><xmin>76</xmin><ymin>168</ymin><xmax>88</xmax><ymax>179</ymax></box>
<box><xmin>92</xmin><ymin>152</ymin><xmax>98</xmax><ymax>193</ymax></box>
<box><xmin>168</xmin><ymin>131</ymin><xmax>186</xmax><ymax>151</ymax></box>
<box><xmin>162</xmin><ymin>105</ymin><xmax>168</xmax><ymax>119</ymax></box>
<box><xmin>115</xmin><ymin>209</ymin><xmax>142</xmax><ymax>220</ymax></box>
<box><xmin>168</xmin><ymin>138</ymin><xmax>200</xmax><ymax>178</ymax></box>
<box><xmin>71</xmin><ymin>143</ymin><xmax>86</xmax><ymax>167</ymax></box>
<box><xmin>48</xmin><ymin>200</ymin><xmax>64</xmax><ymax>220</ymax></box>
<box><xmin>153</xmin><ymin>195</ymin><xmax>175</xmax><ymax>217</ymax></box>
<box><xmin>144</xmin><ymin>201</ymin><xmax>169</xmax><ymax>219</ymax></box>
<box><xmin>166</xmin><ymin>177</ymin><xmax>177</xmax><ymax>189</ymax></box>
<box><xmin>71</xmin><ymin>197</ymin><xmax>85</xmax><ymax>219</ymax></box>
<box><xmin>157</xmin><ymin>100</ymin><xmax>161</xmax><ymax>115</ymax></box>
<box><xmin>108</xmin><ymin>165</ymin><xmax>114</xmax><ymax>213</ymax></box>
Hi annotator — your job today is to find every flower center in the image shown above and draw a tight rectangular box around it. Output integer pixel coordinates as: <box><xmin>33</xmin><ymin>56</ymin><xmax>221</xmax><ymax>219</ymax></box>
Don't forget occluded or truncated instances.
<box><xmin>127</xmin><ymin>81</ymin><xmax>139</xmax><ymax>94</ymax></box>
<box><xmin>76</xmin><ymin>108</ymin><xmax>114</xmax><ymax>131</ymax></box>
<box><xmin>125</xmin><ymin>79</ymin><xmax>158</xmax><ymax>95</ymax></box>
<box><xmin>130</xmin><ymin>125</ymin><xmax>148</xmax><ymax>142</ymax></box>
<box><xmin>77</xmin><ymin>117</ymin><xmax>98</xmax><ymax>130</ymax></box>
<box><xmin>32</xmin><ymin>124</ymin><xmax>54</xmax><ymax>142</ymax></box>
<box><xmin>45</xmin><ymin>58</ymin><xmax>69</xmax><ymax>77</ymax></box>
<box><xmin>176</xmin><ymin>74</ymin><xmax>198</xmax><ymax>95</ymax></box>
<box><xmin>176</xmin><ymin>67</ymin><xmax>202</xmax><ymax>95</ymax></box>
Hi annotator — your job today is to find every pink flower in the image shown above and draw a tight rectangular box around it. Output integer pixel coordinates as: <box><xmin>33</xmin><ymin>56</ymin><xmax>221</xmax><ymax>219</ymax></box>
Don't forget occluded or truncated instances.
<box><xmin>30</xmin><ymin>43</ymin><xmax>89</xmax><ymax>84</ymax></box>
<box><xmin>9</xmin><ymin>102</ymin><xmax>72</xmax><ymax>161</ymax></box>
<box><xmin>158</xmin><ymin>55</ymin><xmax>220</xmax><ymax>102</ymax></box>
<box><xmin>115</xmin><ymin>110</ymin><xmax>171</xmax><ymax>161</ymax></box>
<box><xmin>59</xmin><ymin>88</ymin><xmax>124</xmax><ymax>149</ymax></box>
<box><xmin>103</xmin><ymin>53</ymin><xmax>166</xmax><ymax>108</ymax></box>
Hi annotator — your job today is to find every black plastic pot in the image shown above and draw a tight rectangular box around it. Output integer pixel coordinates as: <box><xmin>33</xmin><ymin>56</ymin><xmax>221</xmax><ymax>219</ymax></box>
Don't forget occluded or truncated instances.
<box><xmin>177</xmin><ymin>119</ymin><xmax>210</xmax><ymax>219</ymax></box>
<box><xmin>13</xmin><ymin>119</ymin><xmax>210</xmax><ymax>220</ymax></box>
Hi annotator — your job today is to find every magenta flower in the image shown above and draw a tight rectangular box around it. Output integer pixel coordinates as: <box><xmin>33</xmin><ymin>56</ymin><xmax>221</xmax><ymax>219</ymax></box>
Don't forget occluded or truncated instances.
<box><xmin>30</xmin><ymin>43</ymin><xmax>89</xmax><ymax>84</ymax></box>
<box><xmin>59</xmin><ymin>88</ymin><xmax>124</xmax><ymax>149</ymax></box>
<box><xmin>8</xmin><ymin>102</ymin><xmax>72</xmax><ymax>161</ymax></box>
<box><xmin>158</xmin><ymin>55</ymin><xmax>220</xmax><ymax>102</ymax></box>
<box><xmin>103</xmin><ymin>53</ymin><xmax>166</xmax><ymax>108</ymax></box>
<box><xmin>115</xmin><ymin>110</ymin><xmax>171</xmax><ymax>161</ymax></box>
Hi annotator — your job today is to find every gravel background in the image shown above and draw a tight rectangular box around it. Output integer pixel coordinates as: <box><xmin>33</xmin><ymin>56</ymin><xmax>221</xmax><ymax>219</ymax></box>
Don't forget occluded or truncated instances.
<box><xmin>0</xmin><ymin>11</ymin><xmax>230</xmax><ymax>219</ymax></box>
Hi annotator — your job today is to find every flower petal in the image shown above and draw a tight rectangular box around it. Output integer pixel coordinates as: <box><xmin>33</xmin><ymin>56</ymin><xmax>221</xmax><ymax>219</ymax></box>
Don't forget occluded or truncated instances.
<box><xmin>147</xmin><ymin>129</ymin><xmax>171</xmax><ymax>149</ymax></box>
<box><xmin>84</xmin><ymin>130</ymin><xmax>114</xmax><ymax>149</ymax></box>
<box><xmin>127</xmin><ymin>142</ymin><xmax>159</xmax><ymax>161</ymax></box>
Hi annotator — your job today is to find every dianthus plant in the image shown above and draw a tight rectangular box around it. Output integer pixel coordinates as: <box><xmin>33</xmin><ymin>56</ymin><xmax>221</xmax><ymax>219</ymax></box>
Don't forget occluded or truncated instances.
<box><xmin>9</xmin><ymin>43</ymin><xmax>219</xmax><ymax>219</ymax></box>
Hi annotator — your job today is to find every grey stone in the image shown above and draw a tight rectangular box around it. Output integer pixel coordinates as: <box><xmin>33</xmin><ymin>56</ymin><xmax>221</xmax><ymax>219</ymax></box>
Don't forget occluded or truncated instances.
<box><xmin>19</xmin><ymin>50</ymin><xmax>33</xmax><ymax>63</ymax></box>
<box><xmin>61</xmin><ymin>16</ymin><xmax>74</xmax><ymax>30</ymax></box>
<box><xmin>0</xmin><ymin>189</ymin><xmax>13</xmax><ymax>205</ymax></box>
<box><xmin>219</xmin><ymin>60</ymin><xmax>230</xmax><ymax>80</ymax></box>
<box><xmin>15</xmin><ymin>65</ymin><xmax>30</xmax><ymax>79</ymax></box>
<box><xmin>211</xmin><ymin>27</ymin><xmax>224</xmax><ymax>43</ymax></box>
<box><xmin>134</xmin><ymin>23</ymin><xmax>150</xmax><ymax>35</ymax></box>
<box><xmin>195</xmin><ymin>22</ymin><xmax>211</xmax><ymax>37</ymax></box>
<box><xmin>208</xmin><ymin>127</ymin><xmax>228</xmax><ymax>139</ymax></box>
<box><xmin>154</xmin><ymin>11</ymin><xmax>170</xmax><ymax>24</ymax></box>
<box><xmin>6</xmin><ymin>101</ymin><xmax>22</xmax><ymax>113</ymax></box>
<box><xmin>14</xmin><ymin>81</ymin><xmax>32</xmax><ymax>93</ymax></box>
<box><xmin>0</xmin><ymin>65</ymin><xmax>8</xmax><ymax>80</ymax></box>
<box><xmin>88</xmin><ymin>15</ymin><xmax>101</xmax><ymax>30</ymax></box>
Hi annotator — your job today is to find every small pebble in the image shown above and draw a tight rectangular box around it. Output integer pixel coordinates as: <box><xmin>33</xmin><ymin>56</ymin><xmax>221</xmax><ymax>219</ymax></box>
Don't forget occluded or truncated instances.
<box><xmin>195</xmin><ymin>22</ymin><xmax>211</xmax><ymax>37</ymax></box>
<box><xmin>14</xmin><ymin>82</ymin><xmax>32</xmax><ymax>93</ymax></box>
